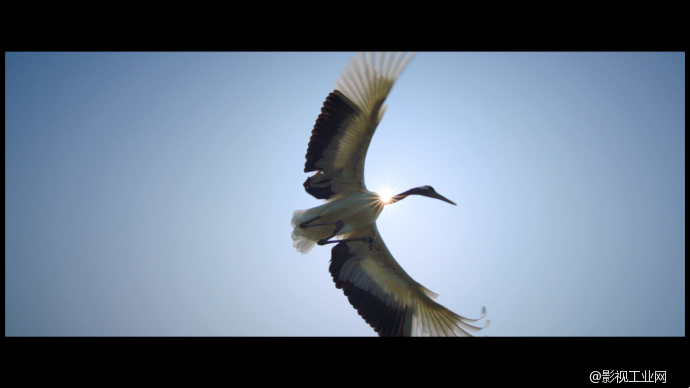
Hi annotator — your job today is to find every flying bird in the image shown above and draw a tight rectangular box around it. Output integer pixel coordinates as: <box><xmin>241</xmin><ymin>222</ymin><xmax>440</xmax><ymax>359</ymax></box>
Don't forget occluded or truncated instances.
<box><xmin>291</xmin><ymin>52</ymin><xmax>488</xmax><ymax>336</ymax></box>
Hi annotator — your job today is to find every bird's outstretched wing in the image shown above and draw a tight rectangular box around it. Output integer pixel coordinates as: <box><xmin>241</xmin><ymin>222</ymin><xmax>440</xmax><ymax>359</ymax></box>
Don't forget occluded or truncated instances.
<box><xmin>329</xmin><ymin>224</ymin><xmax>488</xmax><ymax>336</ymax></box>
<box><xmin>304</xmin><ymin>52</ymin><xmax>414</xmax><ymax>201</ymax></box>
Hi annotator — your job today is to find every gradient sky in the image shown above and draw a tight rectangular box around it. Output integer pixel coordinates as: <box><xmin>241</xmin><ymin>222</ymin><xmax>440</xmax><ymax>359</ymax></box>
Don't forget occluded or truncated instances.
<box><xmin>5</xmin><ymin>52</ymin><xmax>685</xmax><ymax>336</ymax></box>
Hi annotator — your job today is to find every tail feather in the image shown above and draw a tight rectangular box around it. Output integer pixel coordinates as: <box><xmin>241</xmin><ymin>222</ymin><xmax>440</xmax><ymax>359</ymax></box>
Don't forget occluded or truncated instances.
<box><xmin>291</xmin><ymin>209</ymin><xmax>335</xmax><ymax>254</ymax></box>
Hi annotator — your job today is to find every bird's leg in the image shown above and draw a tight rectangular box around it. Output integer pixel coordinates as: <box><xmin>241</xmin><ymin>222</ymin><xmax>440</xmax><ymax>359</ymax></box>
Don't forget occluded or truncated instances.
<box><xmin>318</xmin><ymin>236</ymin><xmax>376</xmax><ymax>251</ymax></box>
<box><xmin>299</xmin><ymin>216</ymin><xmax>322</xmax><ymax>228</ymax></box>
<box><xmin>301</xmin><ymin>219</ymin><xmax>371</xmax><ymax>250</ymax></box>
<box><xmin>301</xmin><ymin>218</ymin><xmax>347</xmax><ymax>245</ymax></box>
<box><xmin>314</xmin><ymin>220</ymin><xmax>345</xmax><ymax>242</ymax></box>
<box><xmin>300</xmin><ymin>218</ymin><xmax>344</xmax><ymax>233</ymax></box>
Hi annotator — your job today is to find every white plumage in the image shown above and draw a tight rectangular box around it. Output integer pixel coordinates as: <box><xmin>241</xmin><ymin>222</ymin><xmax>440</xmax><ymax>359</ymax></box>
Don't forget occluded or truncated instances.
<box><xmin>292</xmin><ymin>52</ymin><xmax>488</xmax><ymax>336</ymax></box>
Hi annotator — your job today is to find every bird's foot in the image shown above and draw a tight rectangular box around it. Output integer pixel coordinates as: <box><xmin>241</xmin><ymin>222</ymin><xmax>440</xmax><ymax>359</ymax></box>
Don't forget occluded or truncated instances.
<box><xmin>316</xmin><ymin>220</ymin><xmax>346</xmax><ymax>245</ymax></box>
<box><xmin>362</xmin><ymin>236</ymin><xmax>376</xmax><ymax>251</ymax></box>
<box><xmin>299</xmin><ymin>216</ymin><xmax>321</xmax><ymax>228</ymax></box>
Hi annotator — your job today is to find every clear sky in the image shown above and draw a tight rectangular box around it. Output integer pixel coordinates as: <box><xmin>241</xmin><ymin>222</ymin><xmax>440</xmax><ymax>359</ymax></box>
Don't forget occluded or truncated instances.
<box><xmin>5</xmin><ymin>52</ymin><xmax>685</xmax><ymax>336</ymax></box>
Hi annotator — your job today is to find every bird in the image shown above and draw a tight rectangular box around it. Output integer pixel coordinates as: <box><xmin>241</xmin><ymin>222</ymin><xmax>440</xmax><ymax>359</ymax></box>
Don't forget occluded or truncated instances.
<box><xmin>291</xmin><ymin>52</ymin><xmax>488</xmax><ymax>336</ymax></box>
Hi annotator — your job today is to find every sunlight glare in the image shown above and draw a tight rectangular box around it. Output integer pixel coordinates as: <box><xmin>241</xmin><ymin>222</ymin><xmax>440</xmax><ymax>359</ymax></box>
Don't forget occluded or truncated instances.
<box><xmin>377</xmin><ymin>187</ymin><xmax>396</xmax><ymax>205</ymax></box>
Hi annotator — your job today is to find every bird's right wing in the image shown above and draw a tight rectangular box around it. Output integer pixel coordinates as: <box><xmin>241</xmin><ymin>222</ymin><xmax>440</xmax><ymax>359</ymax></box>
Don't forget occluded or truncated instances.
<box><xmin>303</xmin><ymin>52</ymin><xmax>414</xmax><ymax>201</ymax></box>
<box><xmin>329</xmin><ymin>224</ymin><xmax>488</xmax><ymax>336</ymax></box>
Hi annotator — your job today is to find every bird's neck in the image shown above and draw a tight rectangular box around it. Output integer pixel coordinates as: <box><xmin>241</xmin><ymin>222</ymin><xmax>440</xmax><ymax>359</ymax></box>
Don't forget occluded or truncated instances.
<box><xmin>388</xmin><ymin>193</ymin><xmax>411</xmax><ymax>205</ymax></box>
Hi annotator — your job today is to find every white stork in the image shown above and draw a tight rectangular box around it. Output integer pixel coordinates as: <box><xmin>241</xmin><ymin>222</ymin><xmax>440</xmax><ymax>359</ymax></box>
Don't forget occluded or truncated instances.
<box><xmin>291</xmin><ymin>52</ymin><xmax>488</xmax><ymax>336</ymax></box>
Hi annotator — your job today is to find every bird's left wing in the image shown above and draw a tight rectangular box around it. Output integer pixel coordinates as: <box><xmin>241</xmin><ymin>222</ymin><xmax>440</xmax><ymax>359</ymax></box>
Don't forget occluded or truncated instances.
<box><xmin>303</xmin><ymin>52</ymin><xmax>414</xmax><ymax>201</ymax></box>
<box><xmin>329</xmin><ymin>224</ymin><xmax>488</xmax><ymax>336</ymax></box>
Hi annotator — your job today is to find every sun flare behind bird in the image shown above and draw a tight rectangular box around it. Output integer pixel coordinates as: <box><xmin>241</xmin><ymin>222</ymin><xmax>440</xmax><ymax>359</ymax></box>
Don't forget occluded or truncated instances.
<box><xmin>291</xmin><ymin>52</ymin><xmax>488</xmax><ymax>336</ymax></box>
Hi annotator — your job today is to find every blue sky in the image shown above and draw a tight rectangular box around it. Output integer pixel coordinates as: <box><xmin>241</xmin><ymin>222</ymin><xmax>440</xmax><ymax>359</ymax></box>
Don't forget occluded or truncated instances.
<box><xmin>5</xmin><ymin>52</ymin><xmax>685</xmax><ymax>336</ymax></box>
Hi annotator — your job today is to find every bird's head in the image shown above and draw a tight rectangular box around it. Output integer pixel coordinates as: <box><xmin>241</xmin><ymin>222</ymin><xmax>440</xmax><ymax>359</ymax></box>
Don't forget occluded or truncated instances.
<box><xmin>395</xmin><ymin>185</ymin><xmax>457</xmax><ymax>206</ymax></box>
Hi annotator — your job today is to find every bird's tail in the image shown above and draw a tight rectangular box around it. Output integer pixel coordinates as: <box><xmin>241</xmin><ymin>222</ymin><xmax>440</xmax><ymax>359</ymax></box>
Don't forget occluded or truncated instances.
<box><xmin>292</xmin><ymin>208</ymin><xmax>336</xmax><ymax>254</ymax></box>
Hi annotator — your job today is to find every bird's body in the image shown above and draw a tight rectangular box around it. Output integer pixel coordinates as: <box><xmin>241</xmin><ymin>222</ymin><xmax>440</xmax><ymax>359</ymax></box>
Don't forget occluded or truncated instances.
<box><xmin>292</xmin><ymin>189</ymin><xmax>384</xmax><ymax>254</ymax></box>
<box><xmin>292</xmin><ymin>52</ymin><xmax>488</xmax><ymax>336</ymax></box>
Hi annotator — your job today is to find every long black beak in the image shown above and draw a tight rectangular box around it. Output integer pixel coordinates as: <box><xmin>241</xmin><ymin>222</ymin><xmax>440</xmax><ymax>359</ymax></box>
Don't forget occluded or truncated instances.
<box><xmin>398</xmin><ymin>187</ymin><xmax>457</xmax><ymax>206</ymax></box>
<box><xmin>424</xmin><ymin>191</ymin><xmax>457</xmax><ymax>206</ymax></box>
